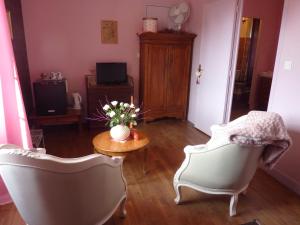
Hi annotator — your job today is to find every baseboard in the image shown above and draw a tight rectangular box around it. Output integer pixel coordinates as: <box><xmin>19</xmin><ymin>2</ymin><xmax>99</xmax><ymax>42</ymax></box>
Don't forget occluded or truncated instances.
<box><xmin>186</xmin><ymin>120</ymin><xmax>194</xmax><ymax>127</ymax></box>
<box><xmin>265</xmin><ymin>168</ymin><xmax>300</xmax><ymax>195</ymax></box>
<box><xmin>0</xmin><ymin>193</ymin><xmax>11</xmax><ymax>205</ymax></box>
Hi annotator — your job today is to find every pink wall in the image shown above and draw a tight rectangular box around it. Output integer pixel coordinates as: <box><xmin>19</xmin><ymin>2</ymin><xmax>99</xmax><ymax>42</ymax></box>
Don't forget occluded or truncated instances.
<box><xmin>21</xmin><ymin>0</ymin><xmax>181</xmax><ymax>107</ymax></box>
<box><xmin>243</xmin><ymin>0</ymin><xmax>284</xmax><ymax>109</ymax></box>
<box><xmin>268</xmin><ymin>0</ymin><xmax>300</xmax><ymax>194</ymax></box>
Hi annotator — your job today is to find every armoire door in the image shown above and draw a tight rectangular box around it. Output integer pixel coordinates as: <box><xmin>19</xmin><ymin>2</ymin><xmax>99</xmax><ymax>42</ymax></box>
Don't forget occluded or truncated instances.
<box><xmin>165</xmin><ymin>44</ymin><xmax>191</xmax><ymax>118</ymax></box>
<box><xmin>143</xmin><ymin>44</ymin><xmax>168</xmax><ymax>118</ymax></box>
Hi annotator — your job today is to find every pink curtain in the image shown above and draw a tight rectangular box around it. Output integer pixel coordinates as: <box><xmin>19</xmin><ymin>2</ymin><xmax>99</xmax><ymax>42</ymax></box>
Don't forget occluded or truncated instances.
<box><xmin>0</xmin><ymin>0</ymin><xmax>32</xmax><ymax>205</ymax></box>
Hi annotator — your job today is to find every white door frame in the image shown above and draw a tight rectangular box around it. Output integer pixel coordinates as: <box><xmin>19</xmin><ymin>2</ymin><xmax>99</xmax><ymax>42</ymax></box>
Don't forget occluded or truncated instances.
<box><xmin>223</xmin><ymin>0</ymin><xmax>244</xmax><ymax>123</ymax></box>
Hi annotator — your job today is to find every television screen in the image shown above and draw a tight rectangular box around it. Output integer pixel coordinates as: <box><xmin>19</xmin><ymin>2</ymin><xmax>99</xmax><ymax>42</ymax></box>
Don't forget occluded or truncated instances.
<box><xmin>96</xmin><ymin>62</ymin><xmax>127</xmax><ymax>84</ymax></box>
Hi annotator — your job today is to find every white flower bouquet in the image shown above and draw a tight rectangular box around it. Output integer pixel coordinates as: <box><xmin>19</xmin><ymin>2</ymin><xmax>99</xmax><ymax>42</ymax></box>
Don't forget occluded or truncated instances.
<box><xmin>91</xmin><ymin>100</ymin><xmax>141</xmax><ymax>128</ymax></box>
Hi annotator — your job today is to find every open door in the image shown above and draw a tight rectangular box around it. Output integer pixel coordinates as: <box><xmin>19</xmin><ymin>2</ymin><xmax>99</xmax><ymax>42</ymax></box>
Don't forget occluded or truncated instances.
<box><xmin>194</xmin><ymin>0</ymin><xmax>242</xmax><ymax>135</ymax></box>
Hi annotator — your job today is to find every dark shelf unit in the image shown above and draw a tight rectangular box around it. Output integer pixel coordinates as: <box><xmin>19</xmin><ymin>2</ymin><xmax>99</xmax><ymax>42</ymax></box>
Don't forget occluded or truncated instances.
<box><xmin>85</xmin><ymin>75</ymin><xmax>134</xmax><ymax>129</ymax></box>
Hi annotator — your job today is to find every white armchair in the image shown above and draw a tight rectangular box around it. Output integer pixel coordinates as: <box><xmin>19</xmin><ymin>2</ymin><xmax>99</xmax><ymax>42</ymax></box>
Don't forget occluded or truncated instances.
<box><xmin>173</xmin><ymin>133</ymin><xmax>264</xmax><ymax>216</ymax></box>
<box><xmin>0</xmin><ymin>144</ymin><xmax>127</xmax><ymax>225</ymax></box>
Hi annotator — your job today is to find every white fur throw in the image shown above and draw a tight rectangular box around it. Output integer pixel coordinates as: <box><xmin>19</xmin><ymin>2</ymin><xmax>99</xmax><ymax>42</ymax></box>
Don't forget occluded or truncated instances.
<box><xmin>206</xmin><ymin>111</ymin><xmax>291</xmax><ymax>169</ymax></box>
<box><xmin>228</xmin><ymin>111</ymin><xmax>291</xmax><ymax>169</ymax></box>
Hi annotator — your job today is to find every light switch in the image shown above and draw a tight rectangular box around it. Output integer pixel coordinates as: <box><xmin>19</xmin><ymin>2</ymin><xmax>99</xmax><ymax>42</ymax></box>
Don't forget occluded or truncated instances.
<box><xmin>284</xmin><ymin>61</ymin><xmax>293</xmax><ymax>70</ymax></box>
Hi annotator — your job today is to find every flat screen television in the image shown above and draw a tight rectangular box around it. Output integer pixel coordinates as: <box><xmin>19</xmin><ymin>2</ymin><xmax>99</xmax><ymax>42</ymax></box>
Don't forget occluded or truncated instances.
<box><xmin>96</xmin><ymin>62</ymin><xmax>127</xmax><ymax>84</ymax></box>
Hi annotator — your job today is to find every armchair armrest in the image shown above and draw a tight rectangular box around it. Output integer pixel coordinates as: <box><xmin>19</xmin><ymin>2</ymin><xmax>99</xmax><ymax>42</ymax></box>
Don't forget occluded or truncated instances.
<box><xmin>184</xmin><ymin>144</ymin><xmax>207</xmax><ymax>154</ymax></box>
<box><xmin>184</xmin><ymin>144</ymin><xmax>223</xmax><ymax>154</ymax></box>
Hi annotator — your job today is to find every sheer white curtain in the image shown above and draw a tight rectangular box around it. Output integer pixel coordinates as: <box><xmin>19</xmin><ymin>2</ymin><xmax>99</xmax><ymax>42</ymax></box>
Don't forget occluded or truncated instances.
<box><xmin>0</xmin><ymin>0</ymin><xmax>32</xmax><ymax>204</ymax></box>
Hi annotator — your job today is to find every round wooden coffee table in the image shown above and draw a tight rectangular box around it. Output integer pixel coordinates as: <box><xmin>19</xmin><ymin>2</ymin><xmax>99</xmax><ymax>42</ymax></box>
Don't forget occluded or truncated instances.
<box><xmin>93</xmin><ymin>130</ymin><xmax>150</xmax><ymax>173</ymax></box>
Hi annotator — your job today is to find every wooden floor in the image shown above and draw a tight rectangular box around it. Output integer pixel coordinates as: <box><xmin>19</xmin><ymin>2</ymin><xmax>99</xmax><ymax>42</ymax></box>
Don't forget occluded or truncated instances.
<box><xmin>1</xmin><ymin>120</ymin><xmax>300</xmax><ymax>225</ymax></box>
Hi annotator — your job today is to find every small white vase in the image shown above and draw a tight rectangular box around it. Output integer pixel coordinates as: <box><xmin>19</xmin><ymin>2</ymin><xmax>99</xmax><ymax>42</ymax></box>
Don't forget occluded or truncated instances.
<box><xmin>110</xmin><ymin>125</ymin><xmax>130</xmax><ymax>142</ymax></box>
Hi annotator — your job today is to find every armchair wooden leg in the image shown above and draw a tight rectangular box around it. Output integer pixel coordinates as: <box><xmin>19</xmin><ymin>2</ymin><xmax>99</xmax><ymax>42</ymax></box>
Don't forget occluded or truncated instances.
<box><xmin>119</xmin><ymin>197</ymin><xmax>127</xmax><ymax>218</ymax></box>
<box><xmin>229</xmin><ymin>194</ymin><xmax>238</xmax><ymax>216</ymax></box>
<box><xmin>174</xmin><ymin>184</ymin><xmax>182</xmax><ymax>204</ymax></box>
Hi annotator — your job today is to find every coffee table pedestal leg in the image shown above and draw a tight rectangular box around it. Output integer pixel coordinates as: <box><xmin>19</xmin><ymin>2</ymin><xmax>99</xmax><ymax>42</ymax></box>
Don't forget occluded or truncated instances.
<box><xmin>143</xmin><ymin>147</ymin><xmax>148</xmax><ymax>175</ymax></box>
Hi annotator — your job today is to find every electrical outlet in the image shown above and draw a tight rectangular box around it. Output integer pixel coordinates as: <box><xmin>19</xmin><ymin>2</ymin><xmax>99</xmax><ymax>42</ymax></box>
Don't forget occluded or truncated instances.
<box><xmin>284</xmin><ymin>60</ymin><xmax>293</xmax><ymax>71</ymax></box>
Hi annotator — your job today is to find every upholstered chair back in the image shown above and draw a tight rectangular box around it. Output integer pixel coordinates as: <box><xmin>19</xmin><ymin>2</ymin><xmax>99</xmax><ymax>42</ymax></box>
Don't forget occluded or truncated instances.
<box><xmin>0</xmin><ymin>146</ymin><xmax>127</xmax><ymax>225</ymax></box>
<box><xmin>180</xmin><ymin>144</ymin><xmax>264</xmax><ymax>190</ymax></box>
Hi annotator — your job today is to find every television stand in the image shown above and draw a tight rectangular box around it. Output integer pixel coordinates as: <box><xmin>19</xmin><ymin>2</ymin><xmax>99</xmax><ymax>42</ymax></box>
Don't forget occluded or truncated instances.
<box><xmin>28</xmin><ymin>108</ymin><xmax>82</xmax><ymax>131</ymax></box>
<box><xmin>85</xmin><ymin>75</ymin><xmax>134</xmax><ymax>128</ymax></box>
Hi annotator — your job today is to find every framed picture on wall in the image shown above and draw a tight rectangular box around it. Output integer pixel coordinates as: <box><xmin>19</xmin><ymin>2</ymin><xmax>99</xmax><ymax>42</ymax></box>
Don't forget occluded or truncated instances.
<box><xmin>101</xmin><ymin>20</ymin><xmax>118</xmax><ymax>44</ymax></box>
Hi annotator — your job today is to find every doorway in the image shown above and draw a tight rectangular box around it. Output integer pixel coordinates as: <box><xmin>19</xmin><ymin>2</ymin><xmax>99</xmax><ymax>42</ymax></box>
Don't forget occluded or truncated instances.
<box><xmin>230</xmin><ymin>17</ymin><xmax>260</xmax><ymax>120</ymax></box>
<box><xmin>229</xmin><ymin>0</ymin><xmax>285</xmax><ymax>121</ymax></box>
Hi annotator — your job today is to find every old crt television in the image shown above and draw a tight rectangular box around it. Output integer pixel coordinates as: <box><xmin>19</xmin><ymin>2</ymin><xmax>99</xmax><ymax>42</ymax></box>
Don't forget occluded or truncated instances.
<box><xmin>33</xmin><ymin>80</ymin><xmax>67</xmax><ymax>116</ymax></box>
<box><xmin>96</xmin><ymin>62</ymin><xmax>127</xmax><ymax>84</ymax></box>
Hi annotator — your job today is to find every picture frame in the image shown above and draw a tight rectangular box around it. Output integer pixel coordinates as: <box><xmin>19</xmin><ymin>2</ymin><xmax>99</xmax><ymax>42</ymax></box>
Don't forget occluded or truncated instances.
<box><xmin>101</xmin><ymin>20</ymin><xmax>118</xmax><ymax>44</ymax></box>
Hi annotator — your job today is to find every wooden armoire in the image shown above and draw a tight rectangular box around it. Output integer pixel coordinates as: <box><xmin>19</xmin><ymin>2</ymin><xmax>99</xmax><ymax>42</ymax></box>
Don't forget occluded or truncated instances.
<box><xmin>139</xmin><ymin>32</ymin><xmax>196</xmax><ymax>121</ymax></box>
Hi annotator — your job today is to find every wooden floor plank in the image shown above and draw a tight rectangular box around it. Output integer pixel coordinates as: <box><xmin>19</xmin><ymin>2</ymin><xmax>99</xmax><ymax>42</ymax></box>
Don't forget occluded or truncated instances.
<box><xmin>0</xmin><ymin>120</ymin><xmax>300</xmax><ymax>225</ymax></box>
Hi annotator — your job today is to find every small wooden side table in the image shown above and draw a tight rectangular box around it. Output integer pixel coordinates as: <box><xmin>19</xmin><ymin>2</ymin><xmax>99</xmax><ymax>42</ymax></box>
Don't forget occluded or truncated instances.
<box><xmin>93</xmin><ymin>130</ymin><xmax>150</xmax><ymax>173</ymax></box>
<box><xmin>29</xmin><ymin>108</ymin><xmax>82</xmax><ymax>131</ymax></box>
